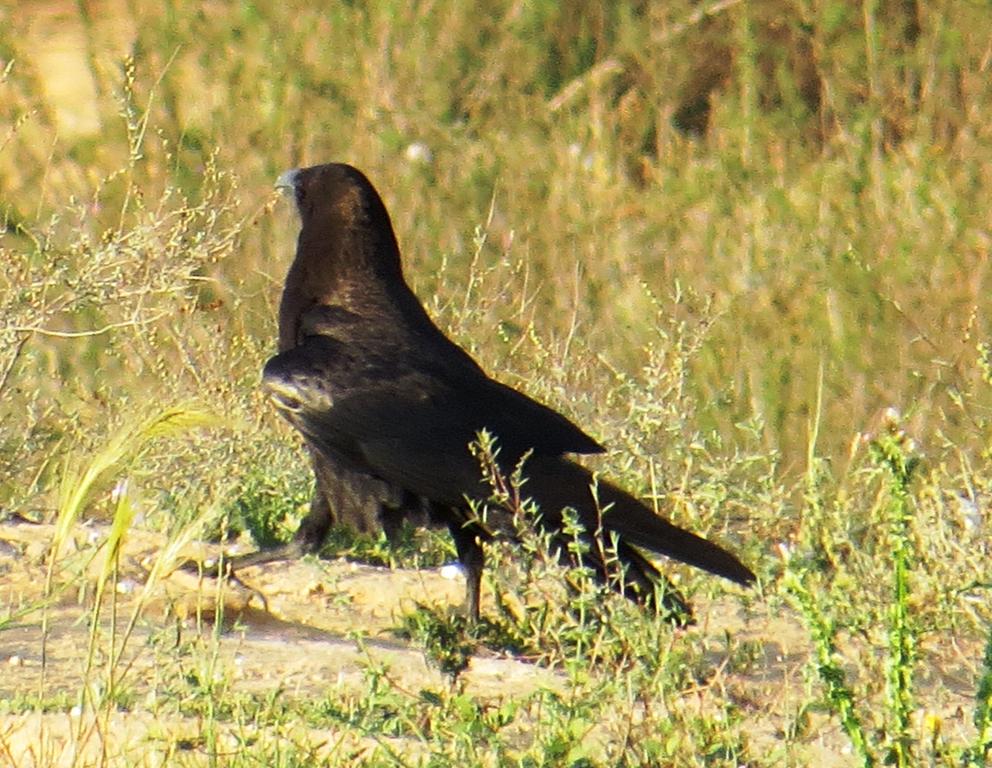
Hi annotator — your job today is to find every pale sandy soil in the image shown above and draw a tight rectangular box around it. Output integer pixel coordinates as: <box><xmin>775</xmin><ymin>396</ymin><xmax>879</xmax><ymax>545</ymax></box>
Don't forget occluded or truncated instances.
<box><xmin>0</xmin><ymin>519</ymin><xmax>982</xmax><ymax>766</ymax></box>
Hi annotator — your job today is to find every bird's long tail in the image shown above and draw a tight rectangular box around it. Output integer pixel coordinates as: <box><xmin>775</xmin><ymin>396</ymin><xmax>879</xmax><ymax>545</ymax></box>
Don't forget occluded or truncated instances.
<box><xmin>519</xmin><ymin>456</ymin><xmax>756</xmax><ymax>587</ymax></box>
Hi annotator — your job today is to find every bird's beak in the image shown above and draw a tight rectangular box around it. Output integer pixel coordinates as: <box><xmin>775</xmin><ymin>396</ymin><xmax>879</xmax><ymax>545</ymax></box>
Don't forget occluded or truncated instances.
<box><xmin>275</xmin><ymin>169</ymin><xmax>299</xmax><ymax>197</ymax></box>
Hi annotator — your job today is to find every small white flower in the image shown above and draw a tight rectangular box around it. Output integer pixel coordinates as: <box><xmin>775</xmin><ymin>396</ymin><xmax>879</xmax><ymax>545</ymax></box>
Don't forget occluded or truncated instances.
<box><xmin>111</xmin><ymin>478</ymin><xmax>129</xmax><ymax>503</ymax></box>
<box><xmin>956</xmin><ymin>493</ymin><xmax>983</xmax><ymax>533</ymax></box>
<box><xmin>405</xmin><ymin>142</ymin><xmax>433</xmax><ymax>165</ymax></box>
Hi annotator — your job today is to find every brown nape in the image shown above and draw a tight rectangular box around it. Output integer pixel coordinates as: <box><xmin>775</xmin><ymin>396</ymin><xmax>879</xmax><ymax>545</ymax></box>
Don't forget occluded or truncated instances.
<box><xmin>277</xmin><ymin>164</ymin><xmax>435</xmax><ymax>352</ymax></box>
<box><xmin>243</xmin><ymin>161</ymin><xmax>755</xmax><ymax>624</ymax></box>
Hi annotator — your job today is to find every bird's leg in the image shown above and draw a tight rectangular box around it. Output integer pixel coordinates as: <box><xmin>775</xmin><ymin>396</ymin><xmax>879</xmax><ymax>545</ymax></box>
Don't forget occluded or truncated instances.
<box><xmin>447</xmin><ymin>521</ymin><xmax>485</xmax><ymax>624</ymax></box>
<box><xmin>379</xmin><ymin>504</ymin><xmax>408</xmax><ymax>546</ymax></box>
<box><xmin>184</xmin><ymin>488</ymin><xmax>333</xmax><ymax>577</ymax></box>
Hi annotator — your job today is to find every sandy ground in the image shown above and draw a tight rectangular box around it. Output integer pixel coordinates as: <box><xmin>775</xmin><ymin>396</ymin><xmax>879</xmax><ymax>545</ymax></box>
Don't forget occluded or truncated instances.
<box><xmin>0</xmin><ymin>517</ymin><xmax>983</xmax><ymax>766</ymax></box>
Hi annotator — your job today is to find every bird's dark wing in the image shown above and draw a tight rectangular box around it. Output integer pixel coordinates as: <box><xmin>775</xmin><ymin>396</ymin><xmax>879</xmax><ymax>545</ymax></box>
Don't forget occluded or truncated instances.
<box><xmin>284</xmin><ymin>303</ymin><xmax>603</xmax><ymax>458</ymax></box>
<box><xmin>262</xmin><ymin>330</ymin><xmax>536</xmax><ymax>507</ymax></box>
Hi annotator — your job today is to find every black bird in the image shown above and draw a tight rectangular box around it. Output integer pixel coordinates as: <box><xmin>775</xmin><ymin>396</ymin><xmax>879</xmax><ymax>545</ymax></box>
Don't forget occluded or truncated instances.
<box><xmin>256</xmin><ymin>162</ymin><xmax>754</xmax><ymax>621</ymax></box>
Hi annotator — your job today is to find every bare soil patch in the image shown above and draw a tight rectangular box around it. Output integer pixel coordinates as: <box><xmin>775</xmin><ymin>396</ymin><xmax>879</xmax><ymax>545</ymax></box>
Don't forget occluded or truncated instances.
<box><xmin>0</xmin><ymin>519</ymin><xmax>981</xmax><ymax>766</ymax></box>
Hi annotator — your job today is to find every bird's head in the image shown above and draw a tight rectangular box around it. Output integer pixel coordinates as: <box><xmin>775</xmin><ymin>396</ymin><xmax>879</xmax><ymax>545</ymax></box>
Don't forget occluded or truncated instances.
<box><xmin>276</xmin><ymin>164</ymin><xmax>378</xmax><ymax>227</ymax></box>
<box><xmin>276</xmin><ymin>163</ymin><xmax>404</xmax><ymax>277</ymax></box>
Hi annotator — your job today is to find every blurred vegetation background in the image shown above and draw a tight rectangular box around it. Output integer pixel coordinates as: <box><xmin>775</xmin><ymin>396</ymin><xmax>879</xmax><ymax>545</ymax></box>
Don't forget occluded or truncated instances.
<box><xmin>1</xmin><ymin>0</ymin><xmax>990</xmax><ymax>550</ymax></box>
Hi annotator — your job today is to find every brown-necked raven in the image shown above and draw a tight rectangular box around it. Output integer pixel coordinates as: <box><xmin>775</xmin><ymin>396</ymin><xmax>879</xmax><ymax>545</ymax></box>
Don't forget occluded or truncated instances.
<box><xmin>256</xmin><ymin>162</ymin><xmax>754</xmax><ymax>621</ymax></box>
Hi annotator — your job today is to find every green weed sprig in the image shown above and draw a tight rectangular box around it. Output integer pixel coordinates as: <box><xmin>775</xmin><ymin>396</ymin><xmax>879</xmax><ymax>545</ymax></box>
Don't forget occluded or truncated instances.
<box><xmin>788</xmin><ymin>408</ymin><xmax>928</xmax><ymax>768</ymax></box>
<box><xmin>868</xmin><ymin>411</ymin><xmax>920</xmax><ymax>768</ymax></box>
<box><xmin>784</xmin><ymin>568</ymin><xmax>873</xmax><ymax>768</ymax></box>
<box><xmin>964</xmin><ymin>623</ymin><xmax>992</xmax><ymax>766</ymax></box>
